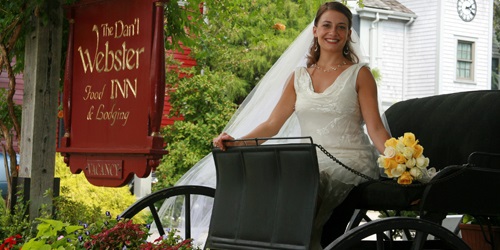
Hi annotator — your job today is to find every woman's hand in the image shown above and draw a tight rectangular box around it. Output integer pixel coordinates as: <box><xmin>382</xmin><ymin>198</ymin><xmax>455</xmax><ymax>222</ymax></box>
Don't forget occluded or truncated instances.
<box><xmin>212</xmin><ymin>132</ymin><xmax>235</xmax><ymax>151</ymax></box>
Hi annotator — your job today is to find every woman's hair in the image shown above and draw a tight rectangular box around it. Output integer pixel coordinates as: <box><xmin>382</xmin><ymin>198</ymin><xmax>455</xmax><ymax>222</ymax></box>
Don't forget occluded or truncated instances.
<box><xmin>307</xmin><ymin>1</ymin><xmax>359</xmax><ymax>67</ymax></box>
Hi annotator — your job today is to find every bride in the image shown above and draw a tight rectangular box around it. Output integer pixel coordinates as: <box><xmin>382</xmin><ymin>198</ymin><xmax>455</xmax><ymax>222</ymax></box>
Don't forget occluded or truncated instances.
<box><xmin>154</xmin><ymin>2</ymin><xmax>389</xmax><ymax>249</ymax></box>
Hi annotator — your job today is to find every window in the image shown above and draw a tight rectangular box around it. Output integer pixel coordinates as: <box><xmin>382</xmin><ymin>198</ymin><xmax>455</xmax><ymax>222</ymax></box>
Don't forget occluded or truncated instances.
<box><xmin>456</xmin><ymin>41</ymin><xmax>474</xmax><ymax>81</ymax></box>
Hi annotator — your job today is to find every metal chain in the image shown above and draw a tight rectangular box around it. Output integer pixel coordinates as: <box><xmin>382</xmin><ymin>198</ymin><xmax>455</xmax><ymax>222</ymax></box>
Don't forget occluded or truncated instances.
<box><xmin>315</xmin><ymin>144</ymin><xmax>469</xmax><ymax>188</ymax></box>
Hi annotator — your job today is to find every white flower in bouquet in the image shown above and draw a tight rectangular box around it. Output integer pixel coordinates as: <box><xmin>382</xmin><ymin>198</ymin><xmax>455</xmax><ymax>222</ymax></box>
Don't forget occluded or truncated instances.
<box><xmin>377</xmin><ymin>132</ymin><xmax>435</xmax><ymax>185</ymax></box>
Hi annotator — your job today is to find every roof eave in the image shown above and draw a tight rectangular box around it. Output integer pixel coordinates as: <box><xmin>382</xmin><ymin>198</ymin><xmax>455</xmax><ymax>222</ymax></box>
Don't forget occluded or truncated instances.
<box><xmin>357</xmin><ymin>7</ymin><xmax>418</xmax><ymax>21</ymax></box>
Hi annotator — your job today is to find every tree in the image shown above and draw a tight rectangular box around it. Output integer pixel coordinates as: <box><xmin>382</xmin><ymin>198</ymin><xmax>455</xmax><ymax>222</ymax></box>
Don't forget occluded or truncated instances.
<box><xmin>494</xmin><ymin>0</ymin><xmax>500</xmax><ymax>44</ymax></box>
<box><xmin>155</xmin><ymin>62</ymin><xmax>247</xmax><ymax>188</ymax></box>
<box><xmin>0</xmin><ymin>0</ymin><xmax>216</xmax><ymax>208</ymax></box>
<box><xmin>193</xmin><ymin>0</ymin><xmax>317</xmax><ymax>89</ymax></box>
<box><xmin>0</xmin><ymin>0</ymin><xmax>36</xmax><ymax>209</ymax></box>
<box><xmin>154</xmin><ymin>0</ymin><xmax>320</xmax><ymax>189</ymax></box>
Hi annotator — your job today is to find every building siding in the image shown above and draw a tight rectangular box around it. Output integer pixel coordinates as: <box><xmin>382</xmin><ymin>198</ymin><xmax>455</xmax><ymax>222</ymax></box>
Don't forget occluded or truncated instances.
<box><xmin>439</xmin><ymin>0</ymin><xmax>493</xmax><ymax>94</ymax></box>
<box><xmin>354</xmin><ymin>0</ymin><xmax>493</xmax><ymax>114</ymax></box>
<box><xmin>398</xmin><ymin>0</ymin><xmax>440</xmax><ymax>99</ymax></box>
<box><xmin>379</xmin><ymin>20</ymin><xmax>406</xmax><ymax>104</ymax></box>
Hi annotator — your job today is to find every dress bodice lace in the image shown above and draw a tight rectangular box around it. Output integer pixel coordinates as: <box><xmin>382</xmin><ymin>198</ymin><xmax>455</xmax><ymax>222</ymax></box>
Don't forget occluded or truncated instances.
<box><xmin>294</xmin><ymin>64</ymin><xmax>378</xmax><ymax>185</ymax></box>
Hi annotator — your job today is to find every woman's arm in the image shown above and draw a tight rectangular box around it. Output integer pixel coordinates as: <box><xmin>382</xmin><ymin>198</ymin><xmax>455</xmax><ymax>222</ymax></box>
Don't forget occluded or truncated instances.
<box><xmin>213</xmin><ymin>73</ymin><xmax>296</xmax><ymax>150</ymax></box>
<box><xmin>356</xmin><ymin>66</ymin><xmax>391</xmax><ymax>153</ymax></box>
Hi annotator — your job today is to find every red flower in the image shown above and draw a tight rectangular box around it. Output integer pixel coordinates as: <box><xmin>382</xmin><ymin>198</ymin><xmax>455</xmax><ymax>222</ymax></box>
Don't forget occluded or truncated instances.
<box><xmin>0</xmin><ymin>234</ymin><xmax>22</xmax><ymax>250</ymax></box>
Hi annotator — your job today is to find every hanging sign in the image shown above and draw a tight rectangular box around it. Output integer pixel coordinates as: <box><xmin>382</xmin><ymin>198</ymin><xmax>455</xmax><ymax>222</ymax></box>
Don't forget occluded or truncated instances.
<box><xmin>58</xmin><ymin>0</ymin><xmax>168</xmax><ymax>187</ymax></box>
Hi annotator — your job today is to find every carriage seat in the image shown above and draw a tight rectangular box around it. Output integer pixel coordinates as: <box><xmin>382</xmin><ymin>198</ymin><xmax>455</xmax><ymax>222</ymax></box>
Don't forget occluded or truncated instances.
<box><xmin>320</xmin><ymin>90</ymin><xmax>500</xmax><ymax>246</ymax></box>
<box><xmin>207</xmin><ymin>139</ymin><xmax>320</xmax><ymax>250</ymax></box>
<box><xmin>347</xmin><ymin>90</ymin><xmax>500</xmax><ymax>212</ymax></box>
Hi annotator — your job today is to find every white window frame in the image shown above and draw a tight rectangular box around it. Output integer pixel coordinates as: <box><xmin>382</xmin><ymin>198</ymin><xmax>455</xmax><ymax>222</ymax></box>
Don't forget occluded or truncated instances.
<box><xmin>456</xmin><ymin>40</ymin><xmax>475</xmax><ymax>82</ymax></box>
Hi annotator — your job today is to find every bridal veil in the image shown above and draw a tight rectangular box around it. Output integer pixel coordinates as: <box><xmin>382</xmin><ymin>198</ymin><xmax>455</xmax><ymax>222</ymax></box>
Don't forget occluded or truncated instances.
<box><xmin>151</xmin><ymin>22</ymin><xmax>368</xmax><ymax>245</ymax></box>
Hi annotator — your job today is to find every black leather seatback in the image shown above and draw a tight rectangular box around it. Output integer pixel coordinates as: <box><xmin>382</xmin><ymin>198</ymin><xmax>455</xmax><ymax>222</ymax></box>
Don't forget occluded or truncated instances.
<box><xmin>206</xmin><ymin>142</ymin><xmax>319</xmax><ymax>250</ymax></box>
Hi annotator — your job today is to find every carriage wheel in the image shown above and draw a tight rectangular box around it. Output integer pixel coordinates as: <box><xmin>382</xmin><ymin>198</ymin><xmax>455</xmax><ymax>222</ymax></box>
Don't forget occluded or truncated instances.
<box><xmin>325</xmin><ymin>217</ymin><xmax>470</xmax><ymax>250</ymax></box>
<box><xmin>119</xmin><ymin>185</ymin><xmax>215</xmax><ymax>240</ymax></box>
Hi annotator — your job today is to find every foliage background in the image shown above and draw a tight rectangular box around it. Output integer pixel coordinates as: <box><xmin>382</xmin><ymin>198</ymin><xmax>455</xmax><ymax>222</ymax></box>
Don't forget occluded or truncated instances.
<box><xmin>1</xmin><ymin>153</ymin><xmax>143</xmax><ymax>244</ymax></box>
<box><xmin>154</xmin><ymin>0</ymin><xmax>320</xmax><ymax>190</ymax></box>
<box><xmin>54</xmin><ymin>154</ymin><xmax>141</xmax><ymax>224</ymax></box>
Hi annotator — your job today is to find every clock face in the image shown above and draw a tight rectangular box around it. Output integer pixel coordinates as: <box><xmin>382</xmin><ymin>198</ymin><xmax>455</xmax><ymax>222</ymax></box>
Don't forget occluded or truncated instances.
<box><xmin>457</xmin><ymin>0</ymin><xmax>477</xmax><ymax>22</ymax></box>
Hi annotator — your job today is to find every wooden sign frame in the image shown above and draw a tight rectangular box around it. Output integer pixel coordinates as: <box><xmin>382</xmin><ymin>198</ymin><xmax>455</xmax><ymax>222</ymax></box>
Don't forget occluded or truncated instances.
<box><xmin>58</xmin><ymin>0</ymin><xmax>168</xmax><ymax>187</ymax></box>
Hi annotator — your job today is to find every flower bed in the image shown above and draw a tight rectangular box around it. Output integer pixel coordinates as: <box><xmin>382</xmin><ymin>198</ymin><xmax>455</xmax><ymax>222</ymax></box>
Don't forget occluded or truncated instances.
<box><xmin>1</xmin><ymin>212</ymin><xmax>200</xmax><ymax>250</ymax></box>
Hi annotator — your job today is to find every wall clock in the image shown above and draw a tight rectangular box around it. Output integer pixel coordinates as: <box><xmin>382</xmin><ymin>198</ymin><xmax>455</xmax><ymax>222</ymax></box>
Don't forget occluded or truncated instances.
<box><xmin>457</xmin><ymin>0</ymin><xmax>477</xmax><ymax>22</ymax></box>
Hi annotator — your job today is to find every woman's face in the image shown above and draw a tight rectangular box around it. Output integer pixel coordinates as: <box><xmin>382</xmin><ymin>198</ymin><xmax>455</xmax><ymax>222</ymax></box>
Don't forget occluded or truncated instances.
<box><xmin>313</xmin><ymin>10</ymin><xmax>351</xmax><ymax>54</ymax></box>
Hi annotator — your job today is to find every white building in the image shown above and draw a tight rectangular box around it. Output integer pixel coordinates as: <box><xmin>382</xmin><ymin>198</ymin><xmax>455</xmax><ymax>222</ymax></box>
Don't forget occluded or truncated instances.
<box><xmin>348</xmin><ymin>0</ymin><xmax>496</xmax><ymax>111</ymax></box>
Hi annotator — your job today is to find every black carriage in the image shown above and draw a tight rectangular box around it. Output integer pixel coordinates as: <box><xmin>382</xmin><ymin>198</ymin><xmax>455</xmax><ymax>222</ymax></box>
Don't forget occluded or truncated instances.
<box><xmin>121</xmin><ymin>90</ymin><xmax>500</xmax><ymax>249</ymax></box>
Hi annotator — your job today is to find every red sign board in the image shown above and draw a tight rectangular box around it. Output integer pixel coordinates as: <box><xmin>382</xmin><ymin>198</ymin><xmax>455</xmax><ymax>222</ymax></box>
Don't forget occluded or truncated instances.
<box><xmin>58</xmin><ymin>0</ymin><xmax>168</xmax><ymax>187</ymax></box>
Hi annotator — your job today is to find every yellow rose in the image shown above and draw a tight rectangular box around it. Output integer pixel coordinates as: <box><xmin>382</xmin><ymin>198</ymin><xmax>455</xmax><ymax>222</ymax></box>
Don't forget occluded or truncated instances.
<box><xmin>384</xmin><ymin>168</ymin><xmax>393</xmax><ymax>178</ymax></box>
<box><xmin>413</xmin><ymin>144</ymin><xmax>424</xmax><ymax>158</ymax></box>
<box><xmin>383</xmin><ymin>158</ymin><xmax>398</xmax><ymax>178</ymax></box>
<box><xmin>383</xmin><ymin>157</ymin><xmax>398</xmax><ymax>170</ymax></box>
<box><xmin>402</xmin><ymin>132</ymin><xmax>418</xmax><ymax>147</ymax></box>
<box><xmin>384</xmin><ymin>138</ymin><xmax>398</xmax><ymax>148</ymax></box>
<box><xmin>394</xmin><ymin>153</ymin><xmax>406</xmax><ymax>164</ymax></box>
<box><xmin>396</xmin><ymin>140</ymin><xmax>406</xmax><ymax>152</ymax></box>
<box><xmin>398</xmin><ymin>171</ymin><xmax>413</xmax><ymax>184</ymax></box>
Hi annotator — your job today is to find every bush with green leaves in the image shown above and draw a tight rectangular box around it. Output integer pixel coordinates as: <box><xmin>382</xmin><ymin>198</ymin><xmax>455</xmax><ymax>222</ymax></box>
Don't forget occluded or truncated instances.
<box><xmin>54</xmin><ymin>153</ymin><xmax>144</xmax><ymax>224</ymax></box>
<box><xmin>193</xmin><ymin>0</ymin><xmax>317</xmax><ymax>90</ymax></box>
<box><xmin>462</xmin><ymin>214</ymin><xmax>500</xmax><ymax>226</ymax></box>
<box><xmin>83</xmin><ymin>217</ymin><xmax>147</xmax><ymax>249</ymax></box>
<box><xmin>155</xmin><ymin>68</ymin><xmax>246</xmax><ymax>188</ymax></box>
<box><xmin>6</xmin><ymin>211</ymin><xmax>200</xmax><ymax>250</ymax></box>
<box><xmin>21</xmin><ymin>218</ymin><xmax>83</xmax><ymax>250</ymax></box>
<box><xmin>0</xmin><ymin>192</ymin><xmax>31</xmax><ymax>242</ymax></box>
<box><xmin>0</xmin><ymin>154</ymin><xmax>147</xmax><ymax>248</ymax></box>
<box><xmin>52</xmin><ymin>194</ymin><xmax>102</xmax><ymax>227</ymax></box>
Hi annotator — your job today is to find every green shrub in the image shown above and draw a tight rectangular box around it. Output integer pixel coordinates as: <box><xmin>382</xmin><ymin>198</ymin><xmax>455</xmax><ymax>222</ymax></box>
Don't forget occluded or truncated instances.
<box><xmin>0</xmin><ymin>191</ymin><xmax>32</xmax><ymax>242</ymax></box>
<box><xmin>155</xmin><ymin>69</ymin><xmax>245</xmax><ymax>189</ymax></box>
<box><xmin>53</xmin><ymin>193</ymin><xmax>102</xmax><ymax>227</ymax></box>
<box><xmin>10</xmin><ymin>214</ymin><xmax>200</xmax><ymax>250</ymax></box>
<box><xmin>21</xmin><ymin>218</ymin><xmax>83</xmax><ymax>250</ymax></box>
<box><xmin>54</xmin><ymin>154</ymin><xmax>146</xmax><ymax>223</ymax></box>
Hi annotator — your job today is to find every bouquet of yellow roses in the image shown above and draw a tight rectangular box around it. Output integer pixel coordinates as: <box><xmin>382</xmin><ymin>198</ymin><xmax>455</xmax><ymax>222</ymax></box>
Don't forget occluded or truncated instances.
<box><xmin>377</xmin><ymin>132</ymin><xmax>436</xmax><ymax>185</ymax></box>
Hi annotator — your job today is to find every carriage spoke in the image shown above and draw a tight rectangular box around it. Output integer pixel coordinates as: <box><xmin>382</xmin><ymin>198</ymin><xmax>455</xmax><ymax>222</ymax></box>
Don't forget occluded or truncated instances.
<box><xmin>119</xmin><ymin>185</ymin><xmax>215</xmax><ymax>241</ymax></box>
<box><xmin>325</xmin><ymin>217</ymin><xmax>470</xmax><ymax>250</ymax></box>
<box><xmin>149</xmin><ymin>204</ymin><xmax>165</xmax><ymax>236</ymax></box>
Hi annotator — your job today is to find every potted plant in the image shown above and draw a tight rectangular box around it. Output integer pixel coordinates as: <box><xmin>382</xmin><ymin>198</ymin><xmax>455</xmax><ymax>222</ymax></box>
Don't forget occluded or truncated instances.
<box><xmin>459</xmin><ymin>215</ymin><xmax>500</xmax><ymax>250</ymax></box>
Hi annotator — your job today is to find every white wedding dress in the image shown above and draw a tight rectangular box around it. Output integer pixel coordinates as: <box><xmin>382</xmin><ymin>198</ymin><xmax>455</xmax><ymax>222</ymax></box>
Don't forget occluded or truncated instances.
<box><xmin>150</xmin><ymin>22</ymin><xmax>377</xmax><ymax>248</ymax></box>
<box><xmin>294</xmin><ymin>65</ymin><xmax>378</xmax><ymax>249</ymax></box>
